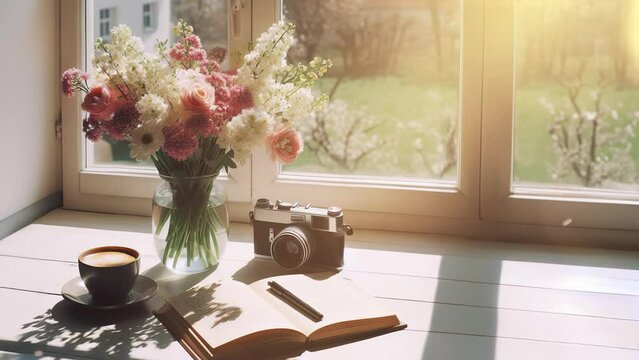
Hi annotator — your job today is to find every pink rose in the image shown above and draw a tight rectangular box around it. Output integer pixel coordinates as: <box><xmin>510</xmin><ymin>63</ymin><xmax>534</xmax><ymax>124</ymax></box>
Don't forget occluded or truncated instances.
<box><xmin>266</xmin><ymin>125</ymin><xmax>304</xmax><ymax>164</ymax></box>
<box><xmin>81</xmin><ymin>85</ymin><xmax>115</xmax><ymax>120</ymax></box>
<box><xmin>180</xmin><ymin>81</ymin><xmax>216</xmax><ymax>114</ymax></box>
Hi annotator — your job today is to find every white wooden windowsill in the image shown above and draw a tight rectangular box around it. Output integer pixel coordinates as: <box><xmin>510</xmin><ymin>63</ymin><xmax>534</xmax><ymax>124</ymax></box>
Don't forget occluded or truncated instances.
<box><xmin>1</xmin><ymin>209</ymin><xmax>639</xmax><ymax>359</ymax></box>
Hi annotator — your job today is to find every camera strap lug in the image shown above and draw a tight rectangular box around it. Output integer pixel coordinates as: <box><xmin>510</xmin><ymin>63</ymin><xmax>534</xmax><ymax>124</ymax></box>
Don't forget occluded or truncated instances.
<box><xmin>249</xmin><ymin>211</ymin><xmax>254</xmax><ymax>225</ymax></box>
<box><xmin>341</xmin><ymin>224</ymin><xmax>354</xmax><ymax>236</ymax></box>
<box><xmin>269</xmin><ymin>228</ymin><xmax>275</xmax><ymax>243</ymax></box>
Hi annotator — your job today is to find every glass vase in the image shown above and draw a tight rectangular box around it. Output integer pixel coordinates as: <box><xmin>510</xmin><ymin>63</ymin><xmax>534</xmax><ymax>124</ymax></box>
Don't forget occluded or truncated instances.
<box><xmin>152</xmin><ymin>174</ymin><xmax>229</xmax><ymax>273</ymax></box>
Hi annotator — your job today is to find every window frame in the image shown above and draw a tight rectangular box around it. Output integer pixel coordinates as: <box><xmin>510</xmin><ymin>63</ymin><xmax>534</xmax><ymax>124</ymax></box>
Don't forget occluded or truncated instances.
<box><xmin>480</xmin><ymin>0</ymin><xmax>639</xmax><ymax>231</ymax></box>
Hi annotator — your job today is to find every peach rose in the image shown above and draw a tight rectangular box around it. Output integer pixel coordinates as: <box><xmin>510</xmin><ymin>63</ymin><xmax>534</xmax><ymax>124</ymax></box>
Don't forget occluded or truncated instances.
<box><xmin>81</xmin><ymin>85</ymin><xmax>115</xmax><ymax>120</ymax></box>
<box><xmin>180</xmin><ymin>81</ymin><xmax>216</xmax><ymax>114</ymax></box>
<box><xmin>266</xmin><ymin>125</ymin><xmax>304</xmax><ymax>164</ymax></box>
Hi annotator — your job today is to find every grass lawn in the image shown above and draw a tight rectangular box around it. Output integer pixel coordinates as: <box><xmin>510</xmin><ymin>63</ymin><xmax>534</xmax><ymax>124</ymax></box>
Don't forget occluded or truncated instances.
<box><xmin>286</xmin><ymin>76</ymin><xmax>639</xmax><ymax>186</ymax></box>
<box><xmin>284</xmin><ymin>76</ymin><xmax>460</xmax><ymax>178</ymax></box>
<box><xmin>514</xmin><ymin>83</ymin><xmax>639</xmax><ymax>185</ymax></box>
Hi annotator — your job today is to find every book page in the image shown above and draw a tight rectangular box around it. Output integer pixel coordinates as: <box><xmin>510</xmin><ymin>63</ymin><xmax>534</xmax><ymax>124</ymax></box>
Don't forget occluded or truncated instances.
<box><xmin>249</xmin><ymin>273</ymin><xmax>399</xmax><ymax>340</ymax></box>
<box><xmin>168</xmin><ymin>278</ymin><xmax>303</xmax><ymax>350</ymax></box>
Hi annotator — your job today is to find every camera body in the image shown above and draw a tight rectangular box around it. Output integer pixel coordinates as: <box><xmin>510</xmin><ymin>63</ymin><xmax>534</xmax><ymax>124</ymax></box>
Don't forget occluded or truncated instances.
<box><xmin>250</xmin><ymin>198</ymin><xmax>353</xmax><ymax>270</ymax></box>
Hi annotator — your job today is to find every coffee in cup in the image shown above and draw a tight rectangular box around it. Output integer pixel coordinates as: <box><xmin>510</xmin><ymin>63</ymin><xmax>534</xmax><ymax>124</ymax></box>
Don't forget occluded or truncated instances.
<box><xmin>78</xmin><ymin>246</ymin><xmax>140</xmax><ymax>305</ymax></box>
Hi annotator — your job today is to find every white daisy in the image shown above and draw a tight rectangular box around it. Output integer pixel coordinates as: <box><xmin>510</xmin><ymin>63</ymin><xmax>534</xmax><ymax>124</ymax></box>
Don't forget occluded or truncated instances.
<box><xmin>129</xmin><ymin>123</ymin><xmax>164</xmax><ymax>162</ymax></box>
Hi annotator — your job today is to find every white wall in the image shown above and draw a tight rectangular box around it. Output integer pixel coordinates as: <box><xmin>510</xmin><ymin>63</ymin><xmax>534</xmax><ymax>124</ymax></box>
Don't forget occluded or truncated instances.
<box><xmin>0</xmin><ymin>0</ymin><xmax>62</xmax><ymax>220</ymax></box>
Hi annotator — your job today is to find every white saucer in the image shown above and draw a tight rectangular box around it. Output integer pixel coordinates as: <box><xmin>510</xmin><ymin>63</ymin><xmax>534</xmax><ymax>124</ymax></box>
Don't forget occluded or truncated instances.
<box><xmin>61</xmin><ymin>275</ymin><xmax>158</xmax><ymax>310</ymax></box>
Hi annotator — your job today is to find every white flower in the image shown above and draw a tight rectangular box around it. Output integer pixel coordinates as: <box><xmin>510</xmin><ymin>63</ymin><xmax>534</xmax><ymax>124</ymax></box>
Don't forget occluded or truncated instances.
<box><xmin>236</xmin><ymin>22</ymin><xmax>295</xmax><ymax>97</ymax></box>
<box><xmin>176</xmin><ymin>68</ymin><xmax>208</xmax><ymax>87</ymax></box>
<box><xmin>136</xmin><ymin>93</ymin><xmax>168</xmax><ymax>124</ymax></box>
<box><xmin>218</xmin><ymin>109</ymin><xmax>275</xmax><ymax>163</ymax></box>
<box><xmin>283</xmin><ymin>87</ymin><xmax>313</xmax><ymax>124</ymax></box>
<box><xmin>129</xmin><ymin>123</ymin><xmax>164</xmax><ymax>161</ymax></box>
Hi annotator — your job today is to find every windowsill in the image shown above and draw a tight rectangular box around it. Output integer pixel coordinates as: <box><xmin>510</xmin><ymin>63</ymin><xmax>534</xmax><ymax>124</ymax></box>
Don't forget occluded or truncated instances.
<box><xmin>3</xmin><ymin>208</ymin><xmax>639</xmax><ymax>358</ymax></box>
<box><xmin>30</xmin><ymin>209</ymin><xmax>639</xmax><ymax>267</ymax></box>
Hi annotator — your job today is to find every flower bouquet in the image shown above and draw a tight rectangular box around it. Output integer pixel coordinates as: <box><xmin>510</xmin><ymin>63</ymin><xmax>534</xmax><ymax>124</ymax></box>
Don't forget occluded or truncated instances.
<box><xmin>62</xmin><ymin>20</ymin><xmax>331</xmax><ymax>272</ymax></box>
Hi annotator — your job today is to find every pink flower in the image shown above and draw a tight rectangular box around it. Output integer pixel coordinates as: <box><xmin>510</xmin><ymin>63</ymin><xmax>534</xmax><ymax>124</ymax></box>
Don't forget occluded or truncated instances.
<box><xmin>168</xmin><ymin>44</ymin><xmax>185</xmax><ymax>62</ymax></box>
<box><xmin>184</xmin><ymin>113</ymin><xmax>216</xmax><ymax>137</ymax></box>
<box><xmin>215</xmin><ymin>85</ymin><xmax>231</xmax><ymax>103</ymax></box>
<box><xmin>180</xmin><ymin>80</ymin><xmax>216</xmax><ymax>114</ymax></box>
<box><xmin>183</xmin><ymin>34</ymin><xmax>202</xmax><ymax>49</ymax></box>
<box><xmin>61</xmin><ymin>68</ymin><xmax>88</xmax><ymax>97</ymax></box>
<box><xmin>228</xmin><ymin>85</ymin><xmax>253</xmax><ymax>117</ymax></box>
<box><xmin>81</xmin><ymin>85</ymin><xmax>115</xmax><ymax>120</ymax></box>
<box><xmin>199</xmin><ymin>58</ymin><xmax>221</xmax><ymax>75</ymax></box>
<box><xmin>208</xmin><ymin>104</ymin><xmax>230</xmax><ymax>136</ymax></box>
<box><xmin>266</xmin><ymin>125</ymin><xmax>304</xmax><ymax>164</ymax></box>
<box><xmin>103</xmin><ymin>100</ymin><xmax>140</xmax><ymax>140</ymax></box>
<box><xmin>206</xmin><ymin>73</ymin><xmax>225</xmax><ymax>87</ymax></box>
<box><xmin>82</xmin><ymin>116</ymin><xmax>103</xmax><ymax>142</ymax></box>
<box><xmin>221</xmin><ymin>72</ymin><xmax>236</xmax><ymax>86</ymax></box>
<box><xmin>168</xmin><ymin>35</ymin><xmax>206</xmax><ymax>65</ymax></box>
<box><xmin>209</xmin><ymin>46</ymin><xmax>227</xmax><ymax>64</ymax></box>
<box><xmin>162</xmin><ymin>124</ymin><xmax>198</xmax><ymax>161</ymax></box>
<box><xmin>188</xmin><ymin>48</ymin><xmax>206</xmax><ymax>62</ymax></box>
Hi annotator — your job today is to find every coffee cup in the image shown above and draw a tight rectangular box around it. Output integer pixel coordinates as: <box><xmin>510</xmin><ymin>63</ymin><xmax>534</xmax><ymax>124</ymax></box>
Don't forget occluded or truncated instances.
<box><xmin>78</xmin><ymin>246</ymin><xmax>140</xmax><ymax>305</ymax></box>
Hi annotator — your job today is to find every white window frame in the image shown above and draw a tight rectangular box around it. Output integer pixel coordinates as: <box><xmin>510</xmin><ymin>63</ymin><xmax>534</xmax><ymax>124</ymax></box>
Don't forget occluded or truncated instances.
<box><xmin>480</xmin><ymin>0</ymin><xmax>639</xmax><ymax>231</ymax></box>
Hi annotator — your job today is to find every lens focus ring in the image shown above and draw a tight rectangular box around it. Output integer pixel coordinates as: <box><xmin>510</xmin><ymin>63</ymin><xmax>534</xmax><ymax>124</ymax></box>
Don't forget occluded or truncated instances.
<box><xmin>270</xmin><ymin>226</ymin><xmax>315</xmax><ymax>270</ymax></box>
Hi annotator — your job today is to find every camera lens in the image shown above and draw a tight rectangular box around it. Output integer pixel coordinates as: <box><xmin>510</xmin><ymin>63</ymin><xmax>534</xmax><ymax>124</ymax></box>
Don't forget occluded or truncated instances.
<box><xmin>270</xmin><ymin>226</ymin><xmax>315</xmax><ymax>270</ymax></box>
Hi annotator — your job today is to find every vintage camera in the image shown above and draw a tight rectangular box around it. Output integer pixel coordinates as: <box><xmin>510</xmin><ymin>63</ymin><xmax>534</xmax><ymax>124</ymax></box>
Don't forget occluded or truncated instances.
<box><xmin>250</xmin><ymin>198</ymin><xmax>353</xmax><ymax>270</ymax></box>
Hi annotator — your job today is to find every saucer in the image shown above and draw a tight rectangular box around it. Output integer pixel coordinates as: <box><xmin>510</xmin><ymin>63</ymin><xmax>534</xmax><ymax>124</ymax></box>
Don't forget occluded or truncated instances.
<box><xmin>61</xmin><ymin>275</ymin><xmax>158</xmax><ymax>310</ymax></box>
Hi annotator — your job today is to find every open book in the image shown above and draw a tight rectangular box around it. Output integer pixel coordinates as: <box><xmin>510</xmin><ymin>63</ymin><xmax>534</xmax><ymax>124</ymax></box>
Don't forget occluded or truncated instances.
<box><xmin>154</xmin><ymin>273</ymin><xmax>405</xmax><ymax>359</ymax></box>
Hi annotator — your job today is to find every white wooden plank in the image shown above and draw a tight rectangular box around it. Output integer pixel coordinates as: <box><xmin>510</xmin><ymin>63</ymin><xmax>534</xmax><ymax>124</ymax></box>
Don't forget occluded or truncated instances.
<box><xmin>377</xmin><ymin>298</ymin><xmax>639</xmax><ymax>352</ymax></box>
<box><xmin>0</xmin><ymin>255</ymin><xmax>251</xmax><ymax>300</ymax></box>
<box><xmin>5</xmin><ymin>252</ymin><xmax>639</xmax><ymax>325</ymax></box>
<box><xmin>0</xmin><ymin>289</ymin><xmax>189</xmax><ymax>360</ymax></box>
<box><xmin>344</xmin><ymin>271</ymin><xmax>639</xmax><ymax>321</ymax></box>
<box><xmin>0</xmin><ymin>349</ymin><xmax>77</xmax><ymax>360</ymax></box>
<box><xmin>302</xmin><ymin>330</ymin><xmax>639</xmax><ymax>360</ymax></box>
<box><xmin>342</xmin><ymin>247</ymin><xmax>639</xmax><ymax>296</ymax></box>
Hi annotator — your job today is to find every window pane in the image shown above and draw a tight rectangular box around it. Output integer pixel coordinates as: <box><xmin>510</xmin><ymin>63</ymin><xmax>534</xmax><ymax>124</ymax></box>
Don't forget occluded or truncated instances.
<box><xmin>514</xmin><ymin>0</ymin><xmax>639</xmax><ymax>190</ymax></box>
<box><xmin>282</xmin><ymin>0</ymin><xmax>461</xmax><ymax>181</ymax></box>
<box><xmin>89</xmin><ymin>0</ymin><xmax>228</xmax><ymax>167</ymax></box>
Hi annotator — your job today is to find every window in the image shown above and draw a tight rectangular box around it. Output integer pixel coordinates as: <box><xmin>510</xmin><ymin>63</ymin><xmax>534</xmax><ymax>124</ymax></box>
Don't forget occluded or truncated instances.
<box><xmin>143</xmin><ymin>3</ymin><xmax>156</xmax><ymax>31</ymax></box>
<box><xmin>251</xmin><ymin>0</ymin><xmax>482</xmax><ymax>220</ymax></box>
<box><xmin>481</xmin><ymin>0</ymin><xmax>639</xmax><ymax>232</ymax></box>
<box><xmin>98</xmin><ymin>8</ymin><xmax>114</xmax><ymax>38</ymax></box>
<box><xmin>282</xmin><ymin>1</ymin><xmax>461</xmax><ymax>181</ymax></box>
<box><xmin>60</xmin><ymin>0</ymin><xmax>639</xmax><ymax>242</ymax></box>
